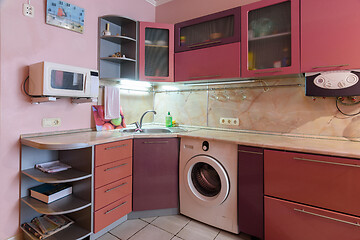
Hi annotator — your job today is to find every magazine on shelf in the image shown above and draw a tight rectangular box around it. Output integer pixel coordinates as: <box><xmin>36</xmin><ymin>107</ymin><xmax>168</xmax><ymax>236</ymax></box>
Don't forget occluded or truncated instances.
<box><xmin>29</xmin><ymin>183</ymin><xmax>72</xmax><ymax>204</ymax></box>
<box><xmin>21</xmin><ymin>215</ymin><xmax>74</xmax><ymax>239</ymax></box>
<box><xmin>35</xmin><ymin>160</ymin><xmax>72</xmax><ymax>173</ymax></box>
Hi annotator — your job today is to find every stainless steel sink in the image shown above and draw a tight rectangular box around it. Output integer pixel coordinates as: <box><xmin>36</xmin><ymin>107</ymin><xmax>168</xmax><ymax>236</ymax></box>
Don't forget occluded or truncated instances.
<box><xmin>120</xmin><ymin>127</ymin><xmax>186</xmax><ymax>134</ymax></box>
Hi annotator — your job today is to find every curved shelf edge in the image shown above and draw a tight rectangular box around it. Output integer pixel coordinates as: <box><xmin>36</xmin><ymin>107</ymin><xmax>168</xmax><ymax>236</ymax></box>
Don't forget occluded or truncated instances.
<box><xmin>21</xmin><ymin>223</ymin><xmax>91</xmax><ymax>240</ymax></box>
<box><xmin>22</xmin><ymin>168</ymin><xmax>92</xmax><ymax>183</ymax></box>
<box><xmin>100</xmin><ymin>57</ymin><xmax>137</xmax><ymax>63</ymax></box>
<box><xmin>21</xmin><ymin>196</ymin><xmax>91</xmax><ymax>215</ymax></box>
<box><xmin>101</xmin><ymin>35</ymin><xmax>136</xmax><ymax>44</ymax></box>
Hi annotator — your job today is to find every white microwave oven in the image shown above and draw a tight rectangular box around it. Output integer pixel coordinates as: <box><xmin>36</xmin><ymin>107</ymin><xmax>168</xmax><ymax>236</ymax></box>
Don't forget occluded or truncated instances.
<box><xmin>29</xmin><ymin>61</ymin><xmax>99</xmax><ymax>98</ymax></box>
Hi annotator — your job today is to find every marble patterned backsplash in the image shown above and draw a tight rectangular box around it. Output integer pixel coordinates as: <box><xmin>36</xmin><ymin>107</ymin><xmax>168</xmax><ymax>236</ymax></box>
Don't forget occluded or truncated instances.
<box><xmin>153</xmin><ymin>77</ymin><xmax>360</xmax><ymax>139</ymax></box>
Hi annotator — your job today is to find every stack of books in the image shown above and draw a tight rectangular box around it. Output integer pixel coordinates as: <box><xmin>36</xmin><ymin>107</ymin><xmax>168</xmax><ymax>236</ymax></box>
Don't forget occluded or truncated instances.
<box><xmin>21</xmin><ymin>214</ymin><xmax>74</xmax><ymax>239</ymax></box>
<box><xmin>29</xmin><ymin>183</ymin><xmax>72</xmax><ymax>204</ymax></box>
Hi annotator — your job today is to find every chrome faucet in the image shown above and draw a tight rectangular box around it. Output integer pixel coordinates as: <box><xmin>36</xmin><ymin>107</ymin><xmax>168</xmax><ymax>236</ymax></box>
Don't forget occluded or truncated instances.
<box><xmin>138</xmin><ymin>110</ymin><xmax>157</xmax><ymax>130</ymax></box>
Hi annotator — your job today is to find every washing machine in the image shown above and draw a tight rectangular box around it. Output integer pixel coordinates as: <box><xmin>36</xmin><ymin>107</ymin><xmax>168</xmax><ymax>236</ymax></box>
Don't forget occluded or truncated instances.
<box><xmin>179</xmin><ymin>137</ymin><xmax>239</xmax><ymax>234</ymax></box>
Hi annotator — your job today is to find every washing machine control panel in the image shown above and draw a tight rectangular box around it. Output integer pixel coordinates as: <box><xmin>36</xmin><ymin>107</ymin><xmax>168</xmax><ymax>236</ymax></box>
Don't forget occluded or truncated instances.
<box><xmin>202</xmin><ymin>141</ymin><xmax>209</xmax><ymax>151</ymax></box>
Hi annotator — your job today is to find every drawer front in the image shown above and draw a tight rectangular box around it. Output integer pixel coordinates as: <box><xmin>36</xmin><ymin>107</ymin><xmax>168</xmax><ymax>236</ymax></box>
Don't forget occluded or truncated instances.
<box><xmin>94</xmin><ymin>194</ymin><xmax>132</xmax><ymax>233</ymax></box>
<box><xmin>264</xmin><ymin>149</ymin><xmax>360</xmax><ymax>216</ymax></box>
<box><xmin>94</xmin><ymin>176</ymin><xmax>132</xmax><ymax>211</ymax></box>
<box><xmin>95</xmin><ymin>139</ymin><xmax>132</xmax><ymax>167</ymax></box>
<box><xmin>265</xmin><ymin>196</ymin><xmax>360</xmax><ymax>240</ymax></box>
<box><xmin>94</xmin><ymin>157</ymin><xmax>132</xmax><ymax>189</ymax></box>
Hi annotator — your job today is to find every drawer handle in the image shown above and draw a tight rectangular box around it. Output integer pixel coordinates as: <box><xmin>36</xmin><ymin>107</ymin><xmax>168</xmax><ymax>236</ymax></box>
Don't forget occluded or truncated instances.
<box><xmin>294</xmin><ymin>208</ymin><xmax>360</xmax><ymax>227</ymax></box>
<box><xmin>312</xmin><ymin>64</ymin><xmax>349</xmax><ymax>69</ymax></box>
<box><xmin>254</xmin><ymin>70</ymin><xmax>282</xmax><ymax>74</ymax></box>
<box><xmin>104</xmin><ymin>163</ymin><xmax>128</xmax><ymax>172</ymax></box>
<box><xmin>146</xmin><ymin>78</ymin><xmax>167</xmax><ymax>81</ymax></box>
<box><xmin>238</xmin><ymin>150</ymin><xmax>263</xmax><ymax>155</ymax></box>
<box><xmin>188</xmin><ymin>40</ymin><xmax>221</xmax><ymax>48</ymax></box>
<box><xmin>105</xmin><ymin>201</ymin><xmax>127</xmax><ymax>214</ymax></box>
<box><xmin>293</xmin><ymin>157</ymin><xmax>360</xmax><ymax>168</ymax></box>
<box><xmin>188</xmin><ymin>75</ymin><xmax>221</xmax><ymax>80</ymax></box>
<box><xmin>105</xmin><ymin>144</ymin><xmax>128</xmax><ymax>150</ymax></box>
<box><xmin>105</xmin><ymin>182</ymin><xmax>128</xmax><ymax>193</ymax></box>
<box><xmin>143</xmin><ymin>141</ymin><xmax>169</xmax><ymax>144</ymax></box>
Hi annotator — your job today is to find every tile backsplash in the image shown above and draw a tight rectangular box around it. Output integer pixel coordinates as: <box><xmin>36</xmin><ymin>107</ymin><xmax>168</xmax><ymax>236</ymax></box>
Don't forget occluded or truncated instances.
<box><xmin>153</xmin><ymin>77</ymin><xmax>360</xmax><ymax>139</ymax></box>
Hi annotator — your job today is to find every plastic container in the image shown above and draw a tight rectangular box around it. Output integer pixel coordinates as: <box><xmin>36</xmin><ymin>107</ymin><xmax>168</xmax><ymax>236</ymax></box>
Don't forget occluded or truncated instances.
<box><xmin>165</xmin><ymin>112</ymin><xmax>173</xmax><ymax>127</ymax></box>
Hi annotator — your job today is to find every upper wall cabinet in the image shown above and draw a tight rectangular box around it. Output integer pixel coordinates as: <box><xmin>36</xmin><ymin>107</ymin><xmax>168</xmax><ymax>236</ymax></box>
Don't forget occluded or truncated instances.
<box><xmin>301</xmin><ymin>0</ymin><xmax>360</xmax><ymax>73</ymax></box>
<box><xmin>98</xmin><ymin>15</ymin><xmax>138</xmax><ymax>81</ymax></box>
<box><xmin>174</xmin><ymin>7</ymin><xmax>241</xmax><ymax>53</ymax></box>
<box><xmin>241</xmin><ymin>0</ymin><xmax>300</xmax><ymax>78</ymax></box>
<box><xmin>139</xmin><ymin>22</ymin><xmax>174</xmax><ymax>82</ymax></box>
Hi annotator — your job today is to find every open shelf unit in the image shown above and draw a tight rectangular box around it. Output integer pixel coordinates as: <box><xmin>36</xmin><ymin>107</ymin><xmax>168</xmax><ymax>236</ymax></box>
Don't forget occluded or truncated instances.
<box><xmin>20</xmin><ymin>144</ymin><xmax>93</xmax><ymax>240</ymax></box>
<box><xmin>98</xmin><ymin>15</ymin><xmax>138</xmax><ymax>81</ymax></box>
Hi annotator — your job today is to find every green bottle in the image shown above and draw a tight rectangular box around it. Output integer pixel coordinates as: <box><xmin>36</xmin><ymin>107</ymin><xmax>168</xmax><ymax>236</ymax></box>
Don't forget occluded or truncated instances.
<box><xmin>165</xmin><ymin>112</ymin><xmax>172</xmax><ymax>127</ymax></box>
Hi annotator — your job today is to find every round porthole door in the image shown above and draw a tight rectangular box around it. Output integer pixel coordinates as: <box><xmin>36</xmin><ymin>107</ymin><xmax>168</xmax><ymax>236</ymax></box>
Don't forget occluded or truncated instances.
<box><xmin>183</xmin><ymin>155</ymin><xmax>230</xmax><ymax>207</ymax></box>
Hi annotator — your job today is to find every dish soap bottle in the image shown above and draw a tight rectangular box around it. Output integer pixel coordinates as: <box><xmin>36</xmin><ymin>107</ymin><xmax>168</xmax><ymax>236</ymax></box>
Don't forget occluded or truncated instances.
<box><xmin>165</xmin><ymin>112</ymin><xmax>172</xmax><ymax>127</ymax></box>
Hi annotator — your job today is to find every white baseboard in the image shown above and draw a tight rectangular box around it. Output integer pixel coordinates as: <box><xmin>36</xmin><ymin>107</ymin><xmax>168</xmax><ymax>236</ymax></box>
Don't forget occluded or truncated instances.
<box><xmin>7</xmin><ymin>233</ymin><xmax>23</xmax><ymax>240</ymax></box>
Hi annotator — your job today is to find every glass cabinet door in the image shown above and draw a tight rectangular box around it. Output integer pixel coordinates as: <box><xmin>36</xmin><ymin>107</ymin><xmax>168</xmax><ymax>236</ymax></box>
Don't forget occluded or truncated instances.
<box><xmin>175</xmin><ymin>7</ymin><xmax>240</xmax><ymax>52</ymax></box>
<box><xmin>241</xmin><ymin>0</ymin><xmax>300</xmax><ymax>77</ymax></box>
<box><xmin>139</xmin><ymin>22</ymin><xmax>174</xmax><ymax>82</ymax></box>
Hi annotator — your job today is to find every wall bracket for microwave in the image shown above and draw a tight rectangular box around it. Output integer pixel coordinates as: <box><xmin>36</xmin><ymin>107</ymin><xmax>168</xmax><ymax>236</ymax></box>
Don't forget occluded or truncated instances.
<box><xmin>305</xmin><ymin>70</ymin><xmax>360</xmax><ymax>97</ymax></box>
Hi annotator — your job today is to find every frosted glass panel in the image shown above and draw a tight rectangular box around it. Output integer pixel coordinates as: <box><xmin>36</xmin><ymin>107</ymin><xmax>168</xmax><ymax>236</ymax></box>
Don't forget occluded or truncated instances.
<box><xmin>145</xmin><ymin>28</ymin><xmax>169</xmax><ymax>77</ymax></box>
<box><xmin>248</xmin><ymin>1</ymin><xmax>291</xmax><ymax>70</ymax></box>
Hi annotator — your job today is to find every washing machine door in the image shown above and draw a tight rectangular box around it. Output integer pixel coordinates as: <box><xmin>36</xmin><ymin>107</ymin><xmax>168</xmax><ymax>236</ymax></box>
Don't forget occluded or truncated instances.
<box><xmin>183</xmin><ymin>155</ymin><xmax>230</xmax><ymax>207</ymax></box>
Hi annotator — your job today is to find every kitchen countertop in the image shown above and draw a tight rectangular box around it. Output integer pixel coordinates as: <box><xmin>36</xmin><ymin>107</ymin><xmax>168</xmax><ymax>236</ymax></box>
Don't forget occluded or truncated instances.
<box><xmin>21</xmin><ymin>127</ymin><xmax>360</xmax><ymax>159</ymax></box>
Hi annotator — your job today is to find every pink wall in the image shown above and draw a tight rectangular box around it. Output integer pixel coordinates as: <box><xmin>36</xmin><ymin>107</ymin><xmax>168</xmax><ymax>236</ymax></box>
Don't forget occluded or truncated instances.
<box><xmin>155</xmin><ymin>0</ymin><xmax>260</xmax><ymax>24</ymax></box>
<box><xmin>0</xmin><ymin>0</ymin><xmax>155</xmax><ymax>238</ymax></box>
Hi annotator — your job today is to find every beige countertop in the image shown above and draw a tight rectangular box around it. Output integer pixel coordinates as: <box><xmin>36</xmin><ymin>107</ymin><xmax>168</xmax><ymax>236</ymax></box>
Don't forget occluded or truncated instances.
<box><xmin>21</xmin><ymin>127</ymin><xmax>360</xmax><ymax>159</ymax></box>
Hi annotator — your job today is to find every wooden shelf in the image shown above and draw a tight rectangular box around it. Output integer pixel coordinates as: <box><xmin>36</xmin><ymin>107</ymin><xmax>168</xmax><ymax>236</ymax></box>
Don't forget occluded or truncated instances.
<box><xmin>22</xmin><ymin>168</ymin><xmax>91</xmax><ymax>183</ymax></box>
<box><xmin>21</xmin><ymin>223</ymin><xmax>91</xmax><ymax>240</ymax></box>
<box><xmin>101</xmin><ymin>35</ymin><xmax>136</xmax><ymax>44</ymax></box>
<box><xmin>100</xmin><ymin>57</ymin><xmax>136</xmax><ymax>63</ymax></box>
<box><xmin>22</xmin><ymin>196</ymin><xmax>91</xmax><ymax>215</ymax></box>
<box><xmin>145</xmin><ymin>44</ymin><xmax>169</xmax><ymax>48</ymax></box>
<box><xmin>249</xmin><ymin>32</ymin><xmax>291</xmax><ymax>41</ymax></box>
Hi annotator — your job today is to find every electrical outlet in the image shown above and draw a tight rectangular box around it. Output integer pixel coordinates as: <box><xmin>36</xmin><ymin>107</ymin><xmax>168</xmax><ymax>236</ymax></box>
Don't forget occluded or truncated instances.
<box><xmin>42</xmin><ymin>118</ymin><xmax>61</xmax><ymax>127</ymax></box>
<box><xmin>23</xmin><ymin>3</ymin><xmax>34</xmax><ymax>17</ymax></box>
<box><xmin>220</xmin><ymin>117</ymin><xmax>240</xmax><ymax>126</ymax></box>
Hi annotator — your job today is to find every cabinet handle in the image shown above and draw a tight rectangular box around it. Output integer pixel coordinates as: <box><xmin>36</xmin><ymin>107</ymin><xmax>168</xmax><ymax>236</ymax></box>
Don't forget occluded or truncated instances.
<box><xmin>188</xmin><ymin>75</ymin><xmax>221</xmax><ymax>80</ymax></box>
<box><xmin>143</xmin><ymin>141</ymin><xmax>169</xmax><ymax>144</ymax></box>
<box><xmin>294</xmin><ymin>208</ymin><xmax>360</xmax><ymax>227</ymax></box>
<box><xmin>146</xmin><ymin>78</ymin><xmax>167</xmax><ymax>81</ymax></box>
<box><xmin>238</xmin><ymin>150</ymin><xmax>263</xmax><ymax>155</ymax></box>
<box><xmin>254</xmin><ymin>70</ymin><xmax>282</xmax><ymax>74</ymax></box>
<box><xmin>293</xmin><ymin>157</ymin><xmax>360</xmax><ymax>168</ymax></box>
<box><xmin>188</xmin><ymin>40</ymin><xmax>221</xmax><ymax>48</ymax></box>
<box><xmin>105</xmin><ymin>201</ymin><xmax>127</xmax><ymax>214</ymax></box>
<box><xmin>312</xmin><ymin>64</ymin><xmax>349</xmax><ymax>69</ymax></box>
<box><xmin>105</xmin><ymin>144</ymin><xmax>127</xmax><ymax>150</ymax></box>
<box><xmin>105</xmin><ymin>182</ymin><xmax>128</xmax><ymax>193</ymax></box>
<box><xmin>104</xmin><ymin>163</ymin><xmax>128</xmax><ymax>171</ymax></box>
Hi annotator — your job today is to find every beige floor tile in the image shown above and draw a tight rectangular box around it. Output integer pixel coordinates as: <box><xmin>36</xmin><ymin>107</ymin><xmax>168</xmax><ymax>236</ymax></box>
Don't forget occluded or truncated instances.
<box><xmin>171</xmin><ymin>236</ymin><xmax>183</xmax><ymax>240</ymax></box>
<box><xmin>96</xmin><ymin>233</ymin><xmax>119</xmax><ymax>240</ymax></box>
<box><xmin>129</xmin><ymin>224</ymin><xmax>173</xmax><ymax>240</ymax></box>
<box><xmin>214</xmin><ymin>231</ymin><xmax>252</xmax><ymax>240</ymax></box>
<box><xmin>141</xmin><ymin>216</ymin><xmax>158</xmax><ymax>223</ymax></box>
<box><xmin>177</xmin><ymin>220</ymin><xmax>220</xmax><ymax>240</ymax></box>
<box><xmin>151</xmin><ymin>215</ymin><xmax>190</xmax><ymax>235</ymax></box>
<box><xmin>109</xmin><ymin>219</ymin><xmax>148</xmax><ymax>240</ymax></box>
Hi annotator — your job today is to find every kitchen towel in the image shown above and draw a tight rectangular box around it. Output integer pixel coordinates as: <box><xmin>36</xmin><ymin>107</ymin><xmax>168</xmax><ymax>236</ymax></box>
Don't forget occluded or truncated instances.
<box><xmin>104</xmin><ymin>86</ymin><xmax>120</xmax><ymax>120</ymax></box>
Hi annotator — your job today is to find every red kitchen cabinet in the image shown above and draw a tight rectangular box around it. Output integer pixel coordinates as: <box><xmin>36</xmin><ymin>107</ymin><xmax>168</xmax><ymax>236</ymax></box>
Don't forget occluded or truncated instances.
<box><xmin>238</xmin><ymin>146</ymin><xmax>264</xmax><ymax>240</ymax></box>
<box><xmin>139</xmin><ymin>22</ymin><xmax>174</xmax><ymax>82</ymax></box>
<box><xmin>175</xmin><ymin>42</ymin><xmax>240</xmax><ymax>81</ymax></box>
<box><xmin>241</xmin><ymin>0</ymin><xmax>300</xmax><ymax>78</ymax></box>
<box><xmin>301</xmin><ymin>0</ymin><xmax>360</xmax><ymax>73</ymax></box>
<box><xmin>265</xmin><ymin>196</ymin><xmax>360</xmax><ymax>240</ymax></box>
<box><xmin>264</xmin><ymin>149</ymin><xmax>360</xmax><ymax>216</ymax></box>
<box><xmin>132</xmin><ymin>138</ymin><xmax>179</xmax><ymax>211</ymax></box>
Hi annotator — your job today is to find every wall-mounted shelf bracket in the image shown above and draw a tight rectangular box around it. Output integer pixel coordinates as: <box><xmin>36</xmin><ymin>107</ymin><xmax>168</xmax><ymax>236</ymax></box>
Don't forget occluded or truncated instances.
<box><xmin>31</xmin><ymin>97</ymin><xmax>57</xmax><ymax>104</ymax></box>
<box><xmin>71</xmin><ymin>97</ymin><xmax>98</xmax><ymax>104</ymax></box>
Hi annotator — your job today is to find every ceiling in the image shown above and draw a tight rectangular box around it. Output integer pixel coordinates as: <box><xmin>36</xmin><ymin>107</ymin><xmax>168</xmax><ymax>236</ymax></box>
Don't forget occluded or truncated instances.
<box><xmin>145</xmin><ymin>0</ymin><xmax>175</xmax><ymax>6</ymax></box>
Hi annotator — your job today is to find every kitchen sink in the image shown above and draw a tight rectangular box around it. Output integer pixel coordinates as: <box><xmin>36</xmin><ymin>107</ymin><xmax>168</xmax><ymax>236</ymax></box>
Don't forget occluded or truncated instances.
<box><xmin>120</xmin><ymin>127</ymin><xmax>186</xmax><ymax>134</ymax></box>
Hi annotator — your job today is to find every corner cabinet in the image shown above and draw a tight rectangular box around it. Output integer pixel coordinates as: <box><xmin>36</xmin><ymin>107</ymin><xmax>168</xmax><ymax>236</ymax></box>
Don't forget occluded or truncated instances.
<box><xmin>20</xmin><ymin>143</ymin><xmax>93</xmax><ymax>240</ymax></box>
<box><xmin>139</xmin><ymin>22</ymin><xmax>174</xmax><ymax>82</ymax></box>
<box><xmin>174</xmin><ymin>7</ymin><xmax>241</xmax><ymax>82</ymax></box>
<box><xmin>98</xmin><ymin>15</ymin><xmax>138</xmax><ymax>81</ymax></box>
<box><xmin>301</xmin><ymin>0</ymin><xmax>360</xmax><ymax>73</ymax></box>
<box><xmin>241</xmin><ymin>0</ymin><xmax>300</xmax><ymax>78</ymax></box>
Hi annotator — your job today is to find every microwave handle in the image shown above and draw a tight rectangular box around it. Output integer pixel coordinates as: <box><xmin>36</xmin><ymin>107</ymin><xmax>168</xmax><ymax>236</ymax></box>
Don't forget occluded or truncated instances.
<box><xmin>84</xmin><ymin>72</ymin><xmax>88</xmax><ymax>92</ymax></box>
